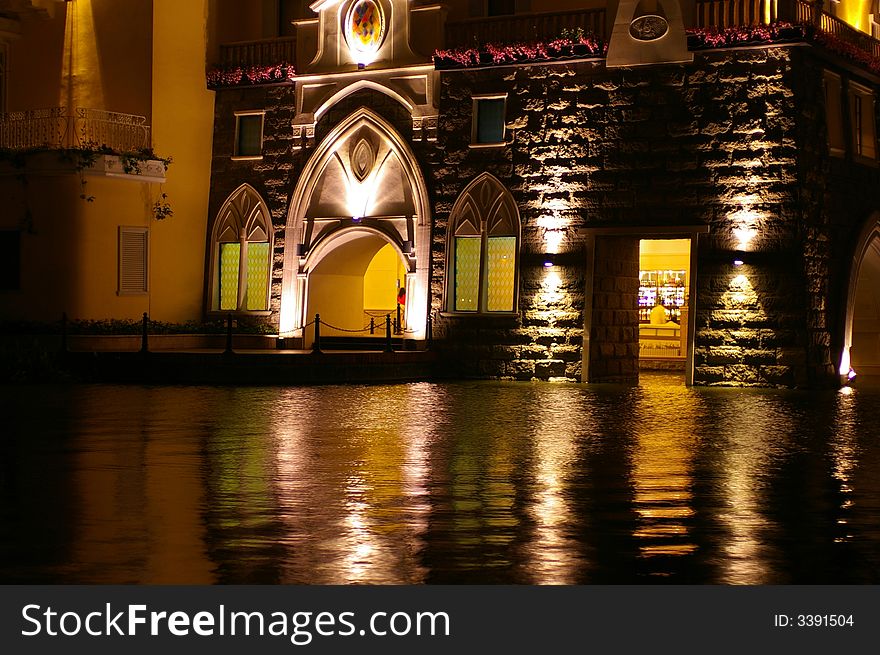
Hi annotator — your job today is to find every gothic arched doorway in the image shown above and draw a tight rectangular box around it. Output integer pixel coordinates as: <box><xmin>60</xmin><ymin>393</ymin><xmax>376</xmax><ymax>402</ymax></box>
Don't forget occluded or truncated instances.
<box><xmin>279</xmin><ymin>108</ymin><xmax>431</xmax><ymax>345</ymax></box>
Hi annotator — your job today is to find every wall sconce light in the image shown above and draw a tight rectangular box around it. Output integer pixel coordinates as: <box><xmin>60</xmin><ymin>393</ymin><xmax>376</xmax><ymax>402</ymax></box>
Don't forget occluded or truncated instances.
<box><xmin>544</xmin><ymin>259</ymin><xmax>555</xmax><ymax>268</ymax></box>
<box><xmin>733</xmin><ymin>259</ymin><xmax>744</xmax><ymax>267</ymax></box>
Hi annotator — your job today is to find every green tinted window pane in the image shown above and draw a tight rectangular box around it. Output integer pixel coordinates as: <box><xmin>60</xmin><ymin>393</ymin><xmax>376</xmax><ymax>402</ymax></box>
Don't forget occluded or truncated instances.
<box><xmin>219</xmin><ymin>243</ymin><xmax>241</xmax><ymax>310</ymax></box>
<box><xmin>246</xmin><ymin>242</ymin><xmax>270</xmax><ymax>311</ymax></box>
<box><xmin>237</xmin><ymin>115</ymin><xmax>263</xmax><ymax>156</ymax></box>
<box><xmin>476</xmin><ymin>99</ymin><xmax>504</xmax><ymax>144</ymax></box>
<box><xmin>486</xmin><ymin>236</ymin><xmax>516</xmax><ymax>312</ymax></box>
<box><xmin>454</xmin><ymin>237</ymin><xmax>481</xmax><ymax>312</ymax></box>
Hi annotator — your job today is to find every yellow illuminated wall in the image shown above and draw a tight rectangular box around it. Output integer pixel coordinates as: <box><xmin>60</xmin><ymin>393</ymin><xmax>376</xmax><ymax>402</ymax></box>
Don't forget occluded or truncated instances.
<box><xmin>639</xmin><ymin>239</ymin><xmax>690</xmax><ymax>272</ymax></box>
<box><xmin>0</xmin><ymin>0</ymin><xmax>213</xmax><ymax>324</ymax></box>
<box><xmin>834</xmin><ymin>0</ymin><xmax>874</xmax><ymax>34</ymax></box>
<box><xmin>363</xmin><ymin>243</ymin><xmax>405</xmax><ymax>309</ymax></box>
<box><xmin>150</xmin><ymin>0</ymin><xmax>214</xmax><ymax>322</ymax></box>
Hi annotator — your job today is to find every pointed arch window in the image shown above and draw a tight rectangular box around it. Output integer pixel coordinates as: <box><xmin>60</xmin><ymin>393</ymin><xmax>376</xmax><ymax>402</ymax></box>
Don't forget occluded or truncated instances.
<box><xmin>447</xmin><ymin>174</ymin><xmax>520</xmax><ymax>313</ymax></box>
<box><xmin>211</xmin><ymin>185</ymin><xmax>273</xmax><ymax>312</ymax></box>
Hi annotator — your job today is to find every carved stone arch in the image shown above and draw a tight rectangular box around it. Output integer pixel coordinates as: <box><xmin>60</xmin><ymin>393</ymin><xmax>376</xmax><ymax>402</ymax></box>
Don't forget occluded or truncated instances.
<box><xmin>208</xmin><ymin>184</ymin><xmax>274</xmax><ymax>313</ymax></box>
<box><xmin>280</xmin><ymin>107</ymin><xmax>431</xmax><ymax>340</ymax></box>
<box><xmin>448</xmin><ymin>173</ymin><xmax>520</xmax><ymax>239</ymax></box>
<box><xmin>211</xmin><ymin>183</ymin><xmax>272</xmax><ymax>244</ymax></box>
<box><xmin>445</xmin><ymin>173</ymin><xmax>521</xmax><ymax>313</ymax></box>
<box><xmin>840</xmin><ymin>211</ymin><xmax>880</xmax><ymax>379</ymax></box>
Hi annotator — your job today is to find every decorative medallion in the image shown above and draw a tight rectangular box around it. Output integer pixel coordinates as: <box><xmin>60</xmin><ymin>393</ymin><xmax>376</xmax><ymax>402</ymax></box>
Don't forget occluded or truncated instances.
<box><xmin>629</xmin><ymin>15</ymin><xmax>669</xmax><ymax>41</ymax></box>
<box><xmin>351</xmin><ymin>138</ymin><xmax>375</xmax><ymax>182</ymax></box>
<box><xmin>345</xmin><ymin>0</ymin><xmax>385</xmax><ymax>58</ymax></box>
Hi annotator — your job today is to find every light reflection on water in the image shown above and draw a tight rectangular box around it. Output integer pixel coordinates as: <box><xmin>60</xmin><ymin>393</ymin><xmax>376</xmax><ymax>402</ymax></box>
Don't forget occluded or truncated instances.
<box><xmin>2</xmin><ymin>373</ymin><xmax>879</xmax><ymax>584</ymax></box>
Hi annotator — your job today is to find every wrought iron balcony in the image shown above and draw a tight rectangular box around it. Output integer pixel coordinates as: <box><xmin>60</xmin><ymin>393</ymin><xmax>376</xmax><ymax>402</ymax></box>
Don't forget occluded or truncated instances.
<box><xmin>218</xmin><ymin>36</ymin><xmax>298</xmax><ymax>69</ymax></box>
<box><xmin>444</xmin><ymin>7</ymin><xmax>608</xmax><ymax>49</ymax></box>
<box><xmin>0</xmin><ymin>107</ymin><xmax>151</xmax><ymax>152</ymax></box>
<box><xmin>211</xmin><ymin>1</ymin><xmax>880</xmax><ymax>76</ymax></box>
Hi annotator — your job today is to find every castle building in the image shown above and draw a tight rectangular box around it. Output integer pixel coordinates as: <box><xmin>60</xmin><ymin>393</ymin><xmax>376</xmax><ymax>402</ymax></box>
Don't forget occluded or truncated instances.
<box><xmin>3</xmin><ymin>0</ymin><xmax>880</xmax><ymax>387</ymax></box>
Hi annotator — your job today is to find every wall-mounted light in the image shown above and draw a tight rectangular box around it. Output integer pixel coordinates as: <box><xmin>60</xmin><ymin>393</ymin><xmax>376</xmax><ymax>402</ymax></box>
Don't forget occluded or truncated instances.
<box><xmin>544</xmin><ymin>260</ymin><xmax>555</xmax><ymax>268</ymax></box>
<box><xmin>733</xmin><ymin>259</ymin><xmax>744</xmax><ymax>267</ymax></box>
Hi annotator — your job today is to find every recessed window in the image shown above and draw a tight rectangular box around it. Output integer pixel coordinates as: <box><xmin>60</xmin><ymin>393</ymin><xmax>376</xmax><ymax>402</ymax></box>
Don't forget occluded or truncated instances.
<box><xmin>849</xmin><ymin>81</ymin><xmax>876</xmax><ymax>160</ymax></box>
<box><xmin>0</xmin><ymin>44</ymin><xmax>7</xmax><ymax>114</ymax></box>
<box><xmin>118</xmin><ymin>227</ymin><xmax>149</xmax><ymax>295</ymax></box>
<box><xmin>0</xmin><ymin>230</ymin><xmax>21</xmax><ymax>291</ymax></box>
<box><xmin>824</xmin><ymin>70</ymin><xmax>845</xmax><ymax>157</ymax></box>
<box><xmin>211</xmin><ymin>185</ymin><xmax>273</xmax><ymax>312</ymax></box>
<box><xmin>234</xmin><ymin>112</ymin><xmax>265</xmax><ymax>158</ymax></box>
<box><xmin>472</xmin><ymin>96</ymin><xmax>507</xmax><ymax>146</ymax></box>
<box><xmin>447</xmin><ymin>173</ymin><xmax>520</xmax><ymax>314</ymax></box>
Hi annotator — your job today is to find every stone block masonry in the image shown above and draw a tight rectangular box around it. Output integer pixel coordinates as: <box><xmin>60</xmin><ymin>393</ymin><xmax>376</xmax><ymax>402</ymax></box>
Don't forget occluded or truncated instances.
<box><xmin>205</xmin><ymin>44</ymin><xmax>880</xmax><ymax>387</ymax></box>
<box><xmin>430</xmin><ymin>46</ymin><xmax>880</xmax><ymax>386</ymax></box>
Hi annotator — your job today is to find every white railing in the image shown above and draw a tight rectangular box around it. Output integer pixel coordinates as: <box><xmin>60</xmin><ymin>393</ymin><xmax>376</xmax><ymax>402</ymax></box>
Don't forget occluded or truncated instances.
<box><xmin>0</xmin><ymin>107</ymin><xmax>150</xmax><ymax>151</ymax></box>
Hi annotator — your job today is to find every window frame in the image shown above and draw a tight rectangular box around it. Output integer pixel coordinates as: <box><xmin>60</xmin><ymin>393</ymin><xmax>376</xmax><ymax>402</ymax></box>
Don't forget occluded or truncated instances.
<box><xmin>823</xmin><ymin>70</ymin><xmax>845</xmax><ymax>158</ymax></box>
<box><xmin>444</xmin><ymin>174</ymin><xmax>521</xmax><ymax>316</ymax></box>
<box><xmin>848</xmin><ymin>80</ymin><xmax>877</xmax><ymax>162</ymax></box>
<box><xmin>118</xmin><ymin>226</ymin><xmax>149</xmax><ymax>296</ymax></box>
<box><xmin>232</xmin><ymin>110</ymin><xmax>266</xmax><ymax>160</ymax></box>
<box><xmin>470</xmin><ymin>94</ymin><xmax>508</xmax><ymax>149</ymax></box>
<box><xmin>209</xmin><ymin>185</ymin><xmax>274</xmax><ymax>315</ymax></box>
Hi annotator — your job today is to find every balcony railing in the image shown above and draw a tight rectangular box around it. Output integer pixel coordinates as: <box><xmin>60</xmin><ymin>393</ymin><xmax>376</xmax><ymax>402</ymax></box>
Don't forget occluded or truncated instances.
<box><xmin>219</xmin><ymin>36</ymin><xmax>297</xmax><ymax>69</ymax></box>
<box><xmin>819</xmin><ymin>7</ymin><xmax>880</xmax><ymax>59</ymax></box>
<box><xmin>695</xmin><ymin>0</ymin><xmax>780</xmax><ymax>28</ymax></box>
<box><xmin>444</xmin><ymin>8</ymin><xmax>608</xmax><ymax>49</ymax></box>
<box><xmin>0</xmin><ymin>107</ymin><xmax>150</xmax><ymax>152</ymax></box>
<box><xmin>212</xmin><ymin>2</ymin><xmax>880</xmax><ymax>77</ymax></box>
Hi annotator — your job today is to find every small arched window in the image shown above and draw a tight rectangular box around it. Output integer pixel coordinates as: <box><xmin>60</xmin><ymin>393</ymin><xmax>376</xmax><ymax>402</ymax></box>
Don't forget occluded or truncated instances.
<box><xmin>211</xmin><ymin>185</ymin><xmax>273</xmax><ymax>312</ymax></box>
<box><xmin>447</xmin><ymin>174</ymin><xmax>520</xmax><ymax>313</ymax></box>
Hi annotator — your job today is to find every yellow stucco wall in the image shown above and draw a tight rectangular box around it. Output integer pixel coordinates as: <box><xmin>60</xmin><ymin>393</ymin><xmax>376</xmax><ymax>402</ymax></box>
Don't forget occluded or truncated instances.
<box><xmin>1</xmin><ymin>0</ymin><xmax>213</xmax><ymax>324</ymax></box>
<box><xmin>150</xmin><ymin>0</ymin><xmax>214</xmax><ymax>322</ymax></box>
<box><xmin>0</xmin><ymin>167</ymin><xmax>153</xmax><ymax>321</ymax></box>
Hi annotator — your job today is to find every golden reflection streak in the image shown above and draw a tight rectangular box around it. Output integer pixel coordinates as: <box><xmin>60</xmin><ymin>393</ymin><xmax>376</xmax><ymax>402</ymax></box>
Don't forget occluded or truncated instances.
<box><xmin>631</xmin><ymin>375</ymin><xmax>698</xmax><ymax>560</ymax></box>
<box><xmin>271</xmin><ymin>385</ymin><xmax>435</xmax><ymax>584</ymax></box>
<box><xmin>714</xmin><ymin>394</ymin><xmax>790</xmax><ymax>584</ymax></box>
<box><xmin>522</xmin><ymin>386</ymin><xmax>584</xmax><ymax>584</ymax></box>
<box><xmin>831</xmin><ymin>388</ymin><xmax>859</xmax><ymax>542</ymax></box>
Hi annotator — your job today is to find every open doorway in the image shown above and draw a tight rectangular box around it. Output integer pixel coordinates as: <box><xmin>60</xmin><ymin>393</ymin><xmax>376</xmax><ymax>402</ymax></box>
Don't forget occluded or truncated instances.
<box><xmin>305</xmin><ymin>231</ymin><xmax>409</xmax><ymax>348</ymax></box>
<box><xmin>638</xmin><ymin>239</ymin><xmax>691</xmax><ymax>371</ymax></box>
<box><xmin>843</xmin><ymin>228</ymin><xmax>880</xmax><ymax>379</ymax></box>
<box><xmin>583</xmin><ymin>230</ymin><xmax>701</xmax><ymax>385</ymax></box>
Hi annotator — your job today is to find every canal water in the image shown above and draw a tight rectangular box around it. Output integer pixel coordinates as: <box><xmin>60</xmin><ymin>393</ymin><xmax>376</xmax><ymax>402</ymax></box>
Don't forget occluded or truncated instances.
<box><xmin>2</xmin><ymin>373</ymin><xmax>878</xmax><ymax>584</ymax></box>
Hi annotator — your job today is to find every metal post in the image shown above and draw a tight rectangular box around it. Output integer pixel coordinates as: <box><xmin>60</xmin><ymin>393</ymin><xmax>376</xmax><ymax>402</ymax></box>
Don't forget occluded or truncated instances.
<box><xmin>427</xmin><ymin>313</ymin><xmax>433</xmax><ymax>349</ymax></box>
<box><xmin>225</xmin><ymin>313</ymin><xmax>234</xmax><ymax>354</ymax></box>
<box><xmin>61</xmin><ymin>312</ymin><xmax>68</xmax><ymax>353</ymax></box>
<box><xmin>313</xmin><ymin>314</ymin><xmax>322</xmax><ymax>353</ymax></box>
<box><xmin>385</xmin><ymin>314</ymin><xmax>393</xmax><ymax>353</ymax></box>
<box><xmin>396</xmin><ymin>303</ymin><xmax>402</xmax><ymax>334</ymax></box>
<box><xmin>140</xmin><ymin>312</ymin><xmax>149</xmax><ymax>353</ymax></box>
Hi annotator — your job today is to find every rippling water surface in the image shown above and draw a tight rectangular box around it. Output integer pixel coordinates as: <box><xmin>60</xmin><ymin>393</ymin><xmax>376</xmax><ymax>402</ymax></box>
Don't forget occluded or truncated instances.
<box><xmin>2</xmin><ymin>373</ymin><xmax>879</xmax><ymax>584</ymax></box>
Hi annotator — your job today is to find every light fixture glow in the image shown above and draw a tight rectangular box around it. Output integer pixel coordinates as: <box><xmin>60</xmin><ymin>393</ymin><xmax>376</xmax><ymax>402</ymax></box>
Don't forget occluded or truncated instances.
<box><xmin>733</xmin><ymin>259</ymin><xmax>744</xmax><ymax>267</ymax></box>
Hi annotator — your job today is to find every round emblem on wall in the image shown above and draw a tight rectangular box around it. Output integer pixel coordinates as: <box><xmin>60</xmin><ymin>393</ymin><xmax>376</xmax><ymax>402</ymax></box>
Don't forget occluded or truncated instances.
<box><xmin>629</xmin><ymin>15</ymin><xmax>669</xmax><ymax>41</ymax></box>
<box><xmin>346</xmin><ymin>0</ymin><xmax>385</xmax><ymax>58</ymax></box>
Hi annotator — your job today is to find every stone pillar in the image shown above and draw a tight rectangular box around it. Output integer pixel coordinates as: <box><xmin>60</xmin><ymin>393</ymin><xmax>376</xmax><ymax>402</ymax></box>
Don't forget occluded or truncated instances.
<box><xmin>588</xmin><ymin>236</ymin><xmax>641</xmax><ymax>383</ymax></box>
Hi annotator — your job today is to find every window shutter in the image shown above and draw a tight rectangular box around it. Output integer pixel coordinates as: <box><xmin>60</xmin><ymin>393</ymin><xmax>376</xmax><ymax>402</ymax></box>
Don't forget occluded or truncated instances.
<box><xmin>119</xmin><ymin>227</ymin><xmax>148</xmax><ymax>294</ymax></box>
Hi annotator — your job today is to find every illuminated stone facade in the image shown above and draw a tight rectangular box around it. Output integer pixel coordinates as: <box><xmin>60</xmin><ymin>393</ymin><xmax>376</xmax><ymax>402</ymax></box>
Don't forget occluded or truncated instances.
<box><xmin>206</xmin><ymin>1</ymin><xmax>880</xmax><ymax>387</ymax></box>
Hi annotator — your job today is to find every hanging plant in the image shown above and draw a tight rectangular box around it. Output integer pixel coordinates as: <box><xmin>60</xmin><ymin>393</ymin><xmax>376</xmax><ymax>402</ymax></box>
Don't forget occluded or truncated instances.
<box><xmin>206</xmin><ymin>62</ymin><xmax>296</xmax><ymax>89</ymax></box>
<box><xmin>153</xmin><ymin>191</ymin><xmax>173</xmax><ymax>221</ymax></box>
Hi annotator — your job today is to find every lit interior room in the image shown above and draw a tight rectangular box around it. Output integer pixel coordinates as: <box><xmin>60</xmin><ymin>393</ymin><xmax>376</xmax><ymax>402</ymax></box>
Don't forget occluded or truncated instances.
<box><xmin>638</xmin><ymin>239</ymin><xmax>691</xmax><ymax>369</ymax></box>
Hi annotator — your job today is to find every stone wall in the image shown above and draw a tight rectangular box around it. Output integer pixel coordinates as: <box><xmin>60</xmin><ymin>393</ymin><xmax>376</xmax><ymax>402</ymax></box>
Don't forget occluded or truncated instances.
<box><xmin>430</xmin><ymin>46</ymin><xmax>880</xmax><ymax>387</ymax></box>
<box><xmin>205</xmin><ymin>43</ymin><xmax>880</xmax><ymax>387</ymax></box>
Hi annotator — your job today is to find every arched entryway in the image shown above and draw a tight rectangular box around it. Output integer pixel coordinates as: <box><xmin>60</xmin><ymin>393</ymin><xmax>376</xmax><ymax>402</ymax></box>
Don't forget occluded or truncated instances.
<box><xmin>304</xmin><ymin>228</ymin><xmax>409</xmax><ymax>344</ymax></box>
<box><xmin>279</xmin><ymin>107</ymin><xmax>431</xmax><ymax>344</ymax></box>
<box><xmin>841</xmin><ymin>213</ymin><xmax>880</xmax><ymax>380</ymax></box>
